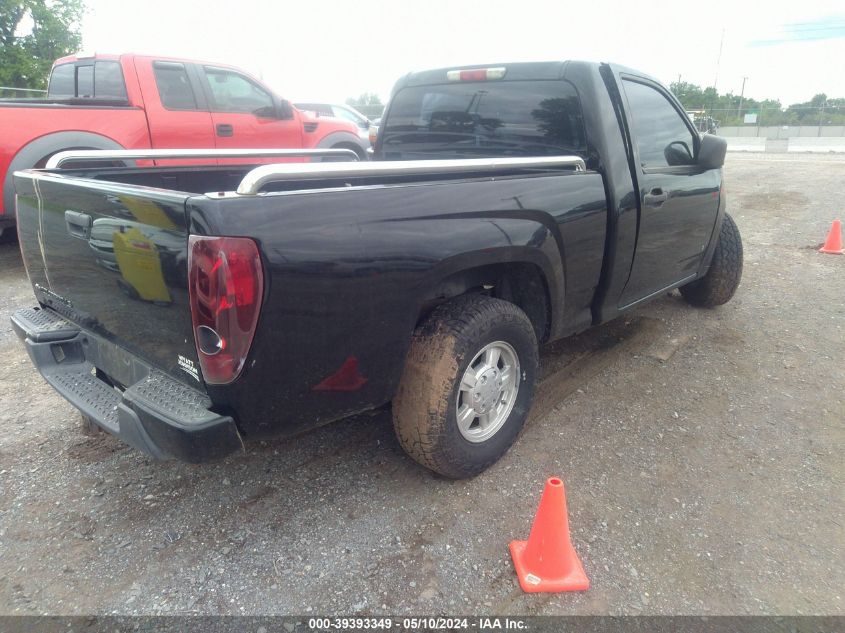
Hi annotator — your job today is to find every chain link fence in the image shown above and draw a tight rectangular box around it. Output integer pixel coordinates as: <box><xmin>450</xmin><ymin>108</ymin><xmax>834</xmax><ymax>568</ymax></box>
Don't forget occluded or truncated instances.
<box><xmin>687</xmin><ymin>104</ymin><xmax>845</xmax><ymax>136</ymax></box>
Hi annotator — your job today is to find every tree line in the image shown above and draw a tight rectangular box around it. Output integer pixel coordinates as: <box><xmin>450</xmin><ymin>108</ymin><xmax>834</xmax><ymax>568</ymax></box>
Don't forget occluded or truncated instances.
<box><xmin>0</xmin><ymin>0</ymin><xmax>84</xmax><ymax>90</ymax></box>
<box><xmin>670</xmin><ymin>81</ymin><xmax>845</xmax><ymax>127</ymax></box>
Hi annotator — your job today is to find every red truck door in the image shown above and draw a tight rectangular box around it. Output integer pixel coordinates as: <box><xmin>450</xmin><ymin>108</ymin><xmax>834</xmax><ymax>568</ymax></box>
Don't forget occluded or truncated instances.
<box><xmin>134</xmin><ymin>58</ymin><xmax>216</xmax><ymax>151</ymax></box>
<box><xmin>198</xmin><ymin>65</ymin><xmax>303</xmax><ymax>150</ymax></box>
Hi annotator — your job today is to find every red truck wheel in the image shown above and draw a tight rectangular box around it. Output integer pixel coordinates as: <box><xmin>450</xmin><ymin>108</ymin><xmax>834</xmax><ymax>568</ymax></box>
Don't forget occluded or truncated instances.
<box><xmin>393</xmin><ymin>294</ymin><xmax>538</xmax><ymax>479</ymax></box>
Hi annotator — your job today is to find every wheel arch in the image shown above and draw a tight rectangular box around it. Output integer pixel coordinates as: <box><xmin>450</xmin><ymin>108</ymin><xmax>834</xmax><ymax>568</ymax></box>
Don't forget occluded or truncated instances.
<box><xmin>3</xmin><ymin>131</ymin><xmax>125</xmax><ymax>218</ymax></box>
<box><xmin>315</xmin><ymin>130</ymin><xmax>368</xmax><ymax>160</ymax></box>
<box><xmin>417</xmin><ymin>254</ymin><xmax>556</xmax><ymax>343</ymax></box>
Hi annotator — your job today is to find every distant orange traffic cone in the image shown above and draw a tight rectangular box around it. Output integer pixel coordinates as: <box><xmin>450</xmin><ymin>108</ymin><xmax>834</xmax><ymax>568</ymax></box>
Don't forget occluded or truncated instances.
<box><xmin>819</xmin><ymin>219</ymin><xmax>844</xmax><ymax>254</ymax></box>
<box><xmin>509</xmin><ymin>477</ymin><xmax>590</xmax><ymax>593</ymax></box>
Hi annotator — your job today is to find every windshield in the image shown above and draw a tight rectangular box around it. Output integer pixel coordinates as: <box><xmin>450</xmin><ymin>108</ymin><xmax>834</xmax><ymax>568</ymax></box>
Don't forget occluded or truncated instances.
<box><xmin>380</xmin><ymin>79</ymin><xmax>587</xmax><ymax>159</ymax></box>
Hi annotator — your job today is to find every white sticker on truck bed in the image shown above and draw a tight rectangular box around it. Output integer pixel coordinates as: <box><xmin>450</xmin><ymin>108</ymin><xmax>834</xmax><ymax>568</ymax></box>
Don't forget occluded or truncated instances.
<box><xmin>178</xmin><ymin>355</ymin><xmax>200</xmax><ymax>382</ymax></box>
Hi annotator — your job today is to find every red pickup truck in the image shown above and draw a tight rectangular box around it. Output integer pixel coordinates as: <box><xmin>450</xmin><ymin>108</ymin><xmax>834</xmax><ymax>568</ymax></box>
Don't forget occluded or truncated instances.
<box><xmin>0</xmin><ymin>53</ymin><xmax>368</xmax><ymax>238</ymax></box>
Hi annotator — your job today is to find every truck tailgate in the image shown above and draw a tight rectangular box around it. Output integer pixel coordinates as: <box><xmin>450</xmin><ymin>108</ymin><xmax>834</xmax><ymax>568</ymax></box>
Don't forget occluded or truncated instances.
<box><xmin>14</xmin><ymin>170</ymin><xmax>203</xmax><ymax>388</ymax></box>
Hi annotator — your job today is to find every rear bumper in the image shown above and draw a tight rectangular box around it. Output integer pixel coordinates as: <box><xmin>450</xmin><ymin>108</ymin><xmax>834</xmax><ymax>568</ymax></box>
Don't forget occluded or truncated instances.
<box><xmin>11</xmin><ymin>307</ymin><xmax>243</xmax><ymax>462</ymax></box>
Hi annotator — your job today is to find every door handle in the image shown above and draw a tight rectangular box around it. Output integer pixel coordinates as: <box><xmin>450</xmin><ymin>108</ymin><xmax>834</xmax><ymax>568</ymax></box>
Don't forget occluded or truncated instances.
<box><xmin>64</xmin><ymin>210</ymin><xmax>92</xmax><ymax>240</ymax></box>
<box><xmin>643</xmin><ymin>188</ymin><xmax>669</xmax><ymax>207</ymax></box>
<box><xmin>216</xmin><ymin>123</ymin><xmax>234</xmax><ymax>137</ymax></box>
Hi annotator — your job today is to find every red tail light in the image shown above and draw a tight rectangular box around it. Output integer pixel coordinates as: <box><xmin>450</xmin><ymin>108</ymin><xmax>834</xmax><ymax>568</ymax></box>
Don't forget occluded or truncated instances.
<box><xmin>188</xmin><ymin>236</ymin><xmax>263</xmax><ymax>385</ymax></box>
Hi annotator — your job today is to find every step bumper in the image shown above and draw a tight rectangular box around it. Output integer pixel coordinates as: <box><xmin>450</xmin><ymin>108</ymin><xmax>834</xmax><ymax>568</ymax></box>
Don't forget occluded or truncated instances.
<box><xmin>11</xmin><ymin>307</ymin><xmax>243</xmax><ymax>462</ymax></box>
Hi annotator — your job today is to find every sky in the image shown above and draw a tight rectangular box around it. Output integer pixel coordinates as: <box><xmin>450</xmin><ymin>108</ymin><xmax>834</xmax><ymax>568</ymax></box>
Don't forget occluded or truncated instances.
<box><xmin>76</xmin><ymin>0</ymin><xmax>845</xmax><ymax>106</ymax></box>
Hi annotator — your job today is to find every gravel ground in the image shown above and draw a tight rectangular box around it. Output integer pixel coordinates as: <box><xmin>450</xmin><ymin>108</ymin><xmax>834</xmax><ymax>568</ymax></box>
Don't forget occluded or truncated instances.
<box><xmin>0</xmin><ymin>154</ymin><xmax>842</xmax><ymax>616</ymax></box>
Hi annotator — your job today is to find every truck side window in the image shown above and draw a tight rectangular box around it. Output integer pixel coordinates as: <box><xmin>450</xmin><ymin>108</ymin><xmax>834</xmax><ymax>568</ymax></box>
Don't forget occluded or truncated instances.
<box><xmin>622</xmin><ymin>79</ymin><xmax>696</xmax><ymax>168</ymax></box>
<box><xmin>94</xmin><ymin>61</ymin><xmax>127</xmax><ymax>100</ymax></box>
<box><xmin>203</xmin><ymin>68</ymin><xmax>274</xmax><ymax>117</ymax></box>
<box><xmin>153</xmin><ymin>62</ymin><xmax>198</xmax><ymax>111</ymax></box>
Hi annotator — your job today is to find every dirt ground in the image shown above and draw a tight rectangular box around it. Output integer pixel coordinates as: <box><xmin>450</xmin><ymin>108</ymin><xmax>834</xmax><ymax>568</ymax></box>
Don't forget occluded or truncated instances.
<box><xmin>0</xmin><ymin>154</ymin><xmax>842</xmax><ymax>616</ymax></box>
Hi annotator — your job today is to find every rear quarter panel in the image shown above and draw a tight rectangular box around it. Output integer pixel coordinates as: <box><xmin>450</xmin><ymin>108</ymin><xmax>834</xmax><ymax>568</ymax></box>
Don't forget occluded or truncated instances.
<box><xmin>0</xmin><ymin>105</ymin><xmax>151</xmax><ymax>216</ymax></box>
<box><xmin>188</xmin><ymin>172</ymin><xmax>607</xmax><ymax>438</ymax></box>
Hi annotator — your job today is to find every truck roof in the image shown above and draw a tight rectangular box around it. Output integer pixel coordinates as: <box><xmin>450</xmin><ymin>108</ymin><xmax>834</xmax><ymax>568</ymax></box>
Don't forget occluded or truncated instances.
<box><xmin>51</xmin><ymin>52</ymin><xmax>247</xmax><ymax>74</ymax></box>
<box><xmin>393</xmin><ymin>60</ymin><xmax>657</xmax><ymax>93</ymax></box>
<box><xmin>400</xmin><ymin>61</ymin><xmax>572</xmax><ymax>87</ymax></box>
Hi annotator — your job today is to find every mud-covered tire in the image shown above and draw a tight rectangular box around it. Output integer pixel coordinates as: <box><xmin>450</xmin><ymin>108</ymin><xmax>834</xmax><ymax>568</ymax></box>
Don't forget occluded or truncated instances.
<box><xmin>680</xmin><ymin>213</ymin><xmax>743</xmax><ymax>307</ymax></box>
<box><xmin>393</xmin><ymin>295</ymin><xmax>538</xmax><ymax>479</ymax></box>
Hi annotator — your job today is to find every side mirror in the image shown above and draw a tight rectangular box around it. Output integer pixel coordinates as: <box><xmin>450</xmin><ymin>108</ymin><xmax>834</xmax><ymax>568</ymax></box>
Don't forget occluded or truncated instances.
<box><xmin>277</xmin><ymin>99</ymin><xmax>294</xmax><ymax>120</ymax></box>
<box><xmin>358</xmin><ymin>120</ymin><xmax>370</xmax><ymax>130</ymax></box>
<box><xmin>698</xmin><ymin>133</ymin><xmax>726</xmax><ymax>170</ymax></box>
<box><xmin>664</xmin><ymin>140</ymin><xmax>694</xmax><ymax>166</ymax></box>
<box><xmin>253</xmin><ymin>105</ymin><xmax>276</xmax><ymax>119</ymax></box>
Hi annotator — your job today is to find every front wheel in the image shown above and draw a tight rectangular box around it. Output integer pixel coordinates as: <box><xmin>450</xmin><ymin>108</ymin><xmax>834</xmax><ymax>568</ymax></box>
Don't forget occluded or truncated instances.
<box><xmin>680</xmin><ymin>213</ymin><xmax>743</xmax><ymax>307</ymax></box>
<box><xmin>330</xmin><ymin>143</ymin><xmax>366</xmax><ymax>162</ymax></box>
<box><xmin>393</xmin><ymin>295</ymin><xmax>538</xmax><ymax>479</ymax></box>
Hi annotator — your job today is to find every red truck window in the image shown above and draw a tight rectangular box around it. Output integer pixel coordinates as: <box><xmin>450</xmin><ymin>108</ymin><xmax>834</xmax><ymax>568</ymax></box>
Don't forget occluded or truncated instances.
<box><xmin>153</xmin><ymin>62</ymin><xmax>199</xmax><ymax>111</ymax></box>
<box><xmin>202</xmin><ymin>67</ymin><xmax>274</xmax><ymax>117</ymax></box>
<box><xmin>94</xmin><ymin>61</ymin><xmax>127</xmax><ymax>99</ymax></box>
<box><xmin>47</xmin><ymin>61</ymin><xmax>127</xmax><ymax>100</ymax></box>
<box><xmin>48</xmin><ymin>64</ymin><xmax>75</xmax><ymax>98</ymax></box>
<box><xmin>76</xmin><ymin>65</ymin><xmax>94</xmax><ymax>97</ymax></box>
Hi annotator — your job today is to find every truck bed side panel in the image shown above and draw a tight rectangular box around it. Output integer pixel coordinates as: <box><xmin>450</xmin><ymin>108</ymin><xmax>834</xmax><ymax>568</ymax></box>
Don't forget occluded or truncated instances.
<box><xmin>189</xmin><ymin>173</ymin><xmax>607</xmax><ymax>438</ymax></box>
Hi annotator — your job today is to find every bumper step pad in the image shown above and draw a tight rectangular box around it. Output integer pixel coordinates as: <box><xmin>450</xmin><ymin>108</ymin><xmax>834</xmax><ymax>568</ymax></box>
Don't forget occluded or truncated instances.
<box><xmin>11</xmin><ymin>307</ymin><xmax>79</xmax><ymax>342</ymax></box>
<box><xmin>126</xmin><ymin>372</ymin><xmax>219</xmax><ymax>426</ymax></box>
<box><xmin>11</xmin><ymin>307</ymin><xmax>242</xmax><ymax>462</ymax></box>
<box><xmin>47</xmin><ymin>367</ymin><xmax>121</xmax><ymax>433</ymax></box>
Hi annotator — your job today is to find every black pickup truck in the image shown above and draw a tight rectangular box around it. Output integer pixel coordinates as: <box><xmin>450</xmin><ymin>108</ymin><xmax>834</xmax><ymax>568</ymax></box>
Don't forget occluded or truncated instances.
<box><xmin>11</xmin><ymin>61</ymin><xmax>741</xmax><ymax>479</ymax></box>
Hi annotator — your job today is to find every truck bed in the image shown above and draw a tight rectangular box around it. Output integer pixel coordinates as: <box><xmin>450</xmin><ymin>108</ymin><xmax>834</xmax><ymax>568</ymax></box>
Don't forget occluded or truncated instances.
<box><xmin>13</xmin><ymin>151</ymin><xmax>605</xmax><ymax>452</ymax></box>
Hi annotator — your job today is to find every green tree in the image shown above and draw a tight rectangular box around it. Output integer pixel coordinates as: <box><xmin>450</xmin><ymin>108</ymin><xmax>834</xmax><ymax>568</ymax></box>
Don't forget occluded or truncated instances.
<box><xmin>346</xmin><ymin>92</ymin><xmax>383</xmax><ymax>107</ymax></box>
<box><xmin>0</xmin><ymin>0</ymin><xmax>85</xmax><ymax>89</ymax></box>
<box><xmin>786</xmin><ymin>94</ymin><xmax>845</xmax><ymax>125</ymax></box>
<box><xmin>670</xmin><ymin>80</ymin><xmax>845</xmax><ymax>127</ymax></box>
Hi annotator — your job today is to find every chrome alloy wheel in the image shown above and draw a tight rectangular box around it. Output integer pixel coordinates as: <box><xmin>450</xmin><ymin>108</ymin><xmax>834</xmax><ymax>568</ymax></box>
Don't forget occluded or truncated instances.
<box><xmin>455</xmin><ymin>341</ymin><xmax>521</xmax><ymax>443</ymax></box>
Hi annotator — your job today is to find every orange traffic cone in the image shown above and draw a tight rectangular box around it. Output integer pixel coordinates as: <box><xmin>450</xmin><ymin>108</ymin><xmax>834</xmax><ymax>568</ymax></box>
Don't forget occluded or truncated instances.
<box><xmin>509</xmin><ymin>477</ymin><xmax>589</xmax><ymax>593</ymax></box>
<box><xmin>819</xmin><ymin>219</ymin><xmax>844</xmax><ymax>254</ymax></box>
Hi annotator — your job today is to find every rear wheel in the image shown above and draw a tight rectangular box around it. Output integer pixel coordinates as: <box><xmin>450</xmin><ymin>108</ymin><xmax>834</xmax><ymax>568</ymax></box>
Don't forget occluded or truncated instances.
<box><xmin>393</xmin><ymin>295</ymin><xmax>538</xmax><ymax>479</ymax></box>
<box><xmin>680</xmin><ymin>213</ymin><xmax>743</xmax><ymax>307</ymax></box>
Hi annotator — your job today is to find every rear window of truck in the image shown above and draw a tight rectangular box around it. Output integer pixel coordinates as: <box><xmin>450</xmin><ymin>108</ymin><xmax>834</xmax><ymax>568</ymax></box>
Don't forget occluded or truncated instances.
<box><xmin>381</xmin><ymin>80</ymin><xmax>587</xmax><ymax>159</ymax></box>
<box><xmin>47</xmin><ymin>61</ymin><xmax>128</xmax><ymax>100</ymax></box>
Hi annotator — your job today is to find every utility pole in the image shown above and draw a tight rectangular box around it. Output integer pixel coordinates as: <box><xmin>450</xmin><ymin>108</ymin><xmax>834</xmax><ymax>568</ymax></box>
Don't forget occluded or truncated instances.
<box><xmin>737</xmin><ymin>76</ymin><xmax>748</xmax><ymax>120</ymax></box>
<box><xmin>713</xmin><ymin>29</ymin><xmax>725</xmax><ymax>91</ymax></box>
<box><xmin>710</xmin><ymin>29</ymin><xmax>725</xmax><ymax>122</ymax></box>
<box><xmin>818</xmin><ymin>98</ymin><xmax>826</xmax><ymax>133</ymax></box>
